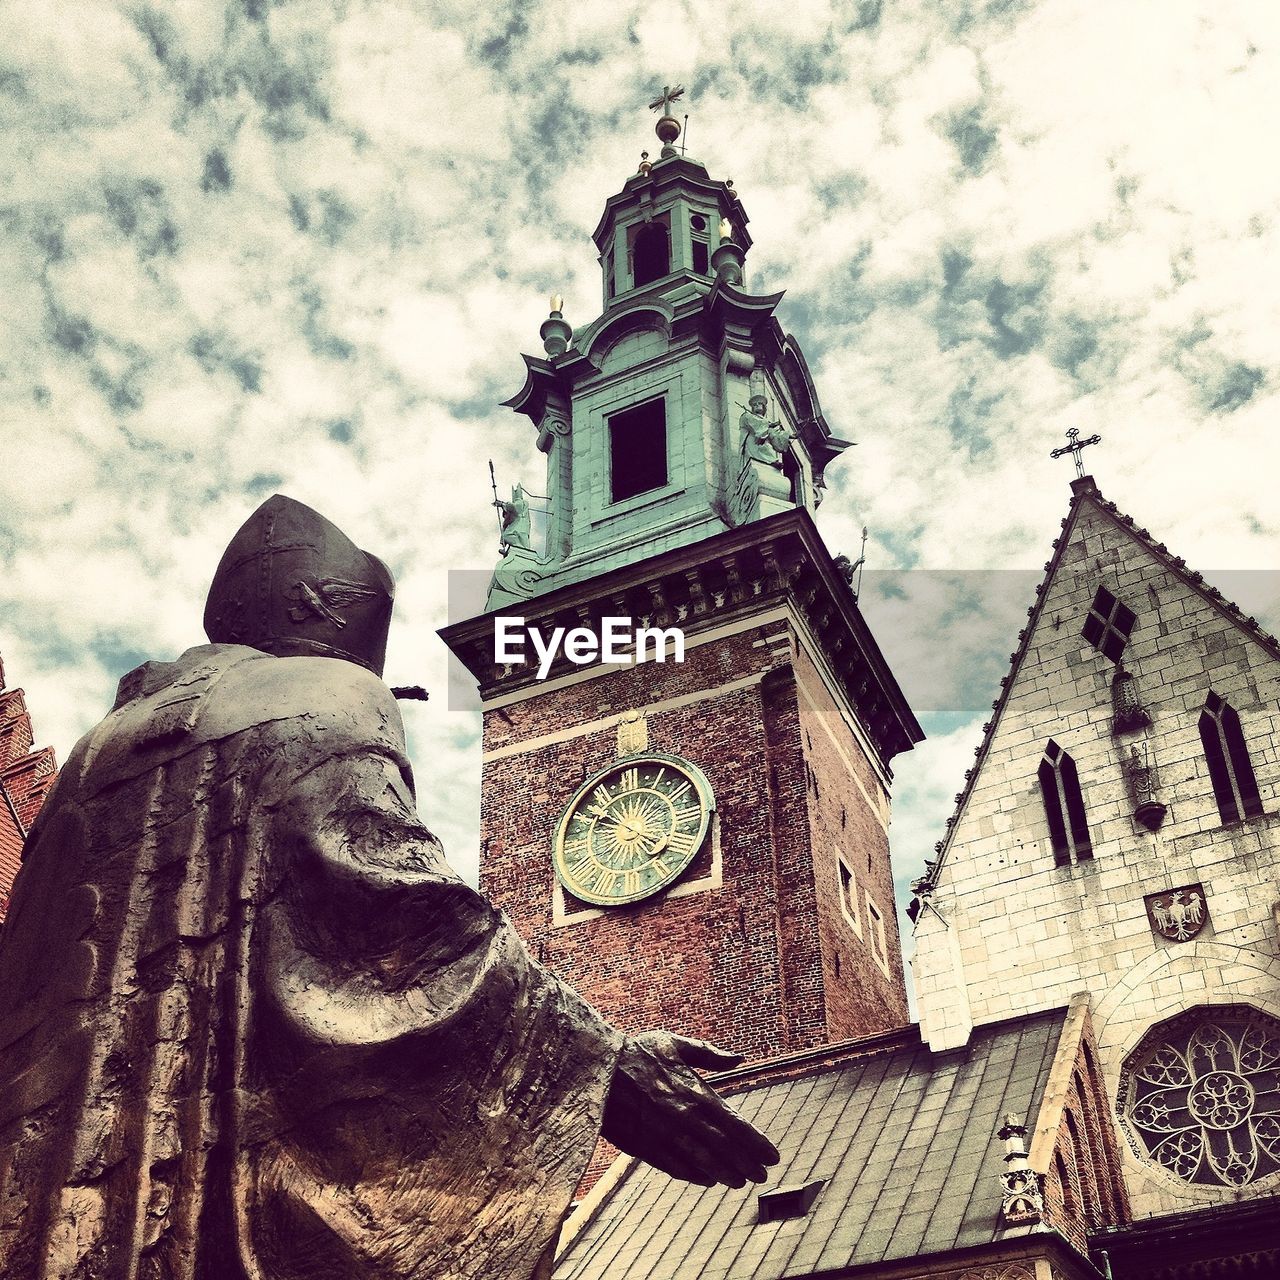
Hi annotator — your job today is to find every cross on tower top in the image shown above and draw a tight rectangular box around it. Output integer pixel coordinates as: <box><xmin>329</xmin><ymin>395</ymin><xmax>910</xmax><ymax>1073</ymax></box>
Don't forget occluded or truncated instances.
<box><xmin>1049</xmin><ymin>427</ymin><xmax>1102</xmax><ymax>479</ymax></box>
<box><xmin>647</xmin><ymin>84</ymin><xmax>684</xmax><ymax>117</ymax></box>
<box><xmin>647</xmin><ymin>83</ymin><xmax>685</xmax><ymax>157</ymax></box>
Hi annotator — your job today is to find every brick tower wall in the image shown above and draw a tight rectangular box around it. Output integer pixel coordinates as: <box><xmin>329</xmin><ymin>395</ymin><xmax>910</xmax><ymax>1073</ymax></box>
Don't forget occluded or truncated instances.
<box><xmin>479</xmin><ymin>610</ymin><xmax>907</xmax><ymax>1062</ymax></box>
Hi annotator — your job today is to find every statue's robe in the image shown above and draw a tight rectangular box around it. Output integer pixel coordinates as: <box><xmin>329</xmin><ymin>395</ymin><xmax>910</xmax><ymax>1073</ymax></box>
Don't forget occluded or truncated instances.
<box><xmin>0</xmin><ymin>645</ymin><xmax>622</xmax><ymax>1280</ymax></box>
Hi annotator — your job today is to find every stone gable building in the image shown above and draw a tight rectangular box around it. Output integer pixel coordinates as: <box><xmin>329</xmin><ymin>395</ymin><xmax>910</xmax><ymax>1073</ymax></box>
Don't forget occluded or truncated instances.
<box><xmin>547</xmin><ymin>477</ymin><xmax>1280</xmax><ymax>1280</ymax></box>
<box><xmin>0</xmin><ymin>653</ymin><xmax>57</xmax><ymax>924</ymax></box>
<box><xmin>909</xmin><ymin>474</ymin><xmax>1280</xmax><ymax>1275</ymax></box>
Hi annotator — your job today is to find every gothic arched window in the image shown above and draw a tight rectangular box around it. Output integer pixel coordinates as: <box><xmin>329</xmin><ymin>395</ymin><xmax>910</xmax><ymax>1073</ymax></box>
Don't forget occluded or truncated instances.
<box><xmin>1199</xmin><ymin>691</ymin><xmax>1263</xmax><ymax>824</ymax></box>
<box><xmin>1039</xmin><ymin>740</ymin><xmax>1092</xmax><ymax>866</ymax></box>
<box><xmin>1118</xmin><ymin>1005</ymin><xmax>1280</xmax><ymax>1188</ymax></box>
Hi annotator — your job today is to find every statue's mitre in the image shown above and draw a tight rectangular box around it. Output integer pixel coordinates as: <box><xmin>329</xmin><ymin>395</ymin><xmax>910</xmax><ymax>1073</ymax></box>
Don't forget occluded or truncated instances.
<box><xmin>204</xmin><ymin>494</ymin><xmax>395</xmax><ymax>676</ymax></box>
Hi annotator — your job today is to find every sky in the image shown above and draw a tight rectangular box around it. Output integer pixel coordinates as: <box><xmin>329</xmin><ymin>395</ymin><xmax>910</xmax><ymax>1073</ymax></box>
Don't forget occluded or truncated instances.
<box><xmin>2</xmin><ymin>0</ymin><xmax>1278</xmax><ymax>988</ymax></box>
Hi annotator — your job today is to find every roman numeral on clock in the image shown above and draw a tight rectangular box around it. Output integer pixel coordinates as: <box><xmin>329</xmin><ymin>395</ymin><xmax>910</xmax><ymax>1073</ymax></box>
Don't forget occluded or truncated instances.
<box><xmin>563</xmin><ymin>839</ymin><xmax>591</xmax><ymax>869</ymax></box>
<box><xmin>667</xmin><ymin>829</ymin><xmax>697</xmax><ymax>856</ymax></box>
<box><xmin>672</xmin><ymin>803</ymin><xmax>700</xmax><ymax>828</ymax></box>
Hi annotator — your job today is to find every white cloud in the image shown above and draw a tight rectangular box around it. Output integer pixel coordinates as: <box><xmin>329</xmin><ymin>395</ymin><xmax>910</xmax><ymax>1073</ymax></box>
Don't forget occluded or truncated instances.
<box><xmin>2</xmin><ymin>0</ymin><xmax>1278</xmax><ymax>928</ymax></box>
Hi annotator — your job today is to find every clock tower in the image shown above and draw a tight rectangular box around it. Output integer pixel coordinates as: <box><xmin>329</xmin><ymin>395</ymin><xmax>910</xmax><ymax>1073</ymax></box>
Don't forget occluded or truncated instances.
<box><xmin>441</xmin><ymin>109</ymin><xmax>923</xmax><ymax>1061</ymax></box>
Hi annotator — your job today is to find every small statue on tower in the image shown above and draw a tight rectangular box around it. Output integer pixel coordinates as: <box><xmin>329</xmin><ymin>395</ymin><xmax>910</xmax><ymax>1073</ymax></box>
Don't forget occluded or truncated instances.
<box><xmin>495</xmin><ymin>483</ymin><xmax>532</xmax><ymax>554</ymax></box>
<box><xmin>739</xmin><ymin>392</ymin><xmax>792</xmax><ymax>469</ymax></box>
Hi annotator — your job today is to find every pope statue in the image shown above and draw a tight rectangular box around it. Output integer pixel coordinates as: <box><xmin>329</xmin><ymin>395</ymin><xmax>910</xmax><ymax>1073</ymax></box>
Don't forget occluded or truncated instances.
<box><xmin>0</xmin><ymin>495</ymin><xmax>777</xmax><ymax>1280</ymax></box>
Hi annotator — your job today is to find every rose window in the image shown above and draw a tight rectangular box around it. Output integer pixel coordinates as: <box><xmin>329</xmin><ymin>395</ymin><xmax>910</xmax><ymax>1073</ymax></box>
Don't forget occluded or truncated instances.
<box><xmin>1119</xmin><ymin>1007</ymin><xmax>1280</xmax><ymax>1187</ymax></box>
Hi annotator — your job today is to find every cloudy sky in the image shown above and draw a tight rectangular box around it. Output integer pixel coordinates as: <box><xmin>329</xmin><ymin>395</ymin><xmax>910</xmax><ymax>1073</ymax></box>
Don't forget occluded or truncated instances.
<box><xmin>2</xmin><ymin>0</ymin><xmax>1277</xmax><ymax>983</ymax></box>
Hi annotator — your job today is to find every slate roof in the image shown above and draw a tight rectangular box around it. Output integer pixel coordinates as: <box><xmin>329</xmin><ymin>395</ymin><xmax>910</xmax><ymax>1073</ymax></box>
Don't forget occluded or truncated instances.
<box><xmin>555</xmin><ymin>1008</ymin><xmax>1068</xmax><ymax>1280</ymax></box>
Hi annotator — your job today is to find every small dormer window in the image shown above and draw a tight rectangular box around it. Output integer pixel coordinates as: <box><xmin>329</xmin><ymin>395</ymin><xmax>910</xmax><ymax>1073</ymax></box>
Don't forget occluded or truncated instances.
<box><xmin>630</xmin><ymin>219</ymin><xmax>670</xmax><ymax>288</ymax></box>
<box><xmin>609</xmin><ymin>398</ymin><xmax>667</xmax><ymax>502</ymax></box>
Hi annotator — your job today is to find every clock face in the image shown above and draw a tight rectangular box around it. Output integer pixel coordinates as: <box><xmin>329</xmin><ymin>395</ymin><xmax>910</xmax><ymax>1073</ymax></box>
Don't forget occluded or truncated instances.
<box><xmin>553</xmin><ymin>754</ymin><xmax>714</xmax><ymax>906</ymax></box>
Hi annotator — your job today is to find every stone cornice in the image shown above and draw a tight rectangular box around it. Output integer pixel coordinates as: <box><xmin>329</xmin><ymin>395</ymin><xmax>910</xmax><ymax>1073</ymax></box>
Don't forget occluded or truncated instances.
<box><xmin>590</xmin><ymin>154</ymin><xmax>752</xmax><ymax>254</ymax></box>
<box><xmin>503</xmin><ymin>283</ymin><xmax>789</xmax><ymax>425</ymax></box>
<box><xmin>439</xmin><ymin>508</ymin><xmax>924</xmax><ymax>770</ymax></box>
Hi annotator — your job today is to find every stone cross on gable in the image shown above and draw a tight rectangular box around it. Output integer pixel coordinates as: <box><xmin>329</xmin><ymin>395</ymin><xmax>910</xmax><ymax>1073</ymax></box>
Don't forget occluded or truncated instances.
<box><xmin>1049</xmin><ymin>427</ymin><xmax>1102</xmax><ymax>479</ymax></box>
<box><xmin>648</xmin><ymin>84</ymin><xmax>685</xmax><ymax>117</ymax></box>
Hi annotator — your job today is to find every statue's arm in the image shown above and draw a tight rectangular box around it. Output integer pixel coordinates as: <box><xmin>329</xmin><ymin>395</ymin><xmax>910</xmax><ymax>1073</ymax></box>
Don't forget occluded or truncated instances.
<box><xmin>265</xmin><ymin>710</ymin><xmax>775</xmax><ymax>1186</ymax></box>
<box><xmin>263</xmin><ymin>748</ymin><xmax>605</xmax><ymax>1052</ymax></box>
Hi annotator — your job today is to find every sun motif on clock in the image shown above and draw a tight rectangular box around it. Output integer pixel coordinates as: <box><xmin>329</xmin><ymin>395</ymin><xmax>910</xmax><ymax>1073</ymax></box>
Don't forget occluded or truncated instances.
<box><xmin>553</xmin><ymin>754</ymin><xmax>714</xmax><ymax>906</ymax></box>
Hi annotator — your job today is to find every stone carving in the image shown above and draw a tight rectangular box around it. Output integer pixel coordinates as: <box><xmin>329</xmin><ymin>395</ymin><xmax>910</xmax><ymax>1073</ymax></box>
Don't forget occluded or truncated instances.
<box><xmin>1125</xmin><ymin>743</ymin><xmax>1166</xmax><ymax>831</ymax></box>
<box><xmin>617</xmin><ymin>710</ymin><xmax>649</xmax><ymax>756</ymax></box>
<box><xmin>1111</xmin><ymin>667</ymin><xmax>1151</xmax><ymax>734</ymax></box>
<box><xmin>0</xmin><ymin>495</ymin><xmax>777</xmax><ymax>1280</ymax></box>
<box><xmin>739</xmin><ymin>394</ymin><xmax>792</xmax><ymax>467</ymax></box>
<box><xmin>996</xmin><ymin>1114</ymin><xmax>1044</xmax><ymax>1226</ymax></box>
<box><xmin>725</xmin><ymin>453</ymin><xmax>762</xmax><ymax>528</ymax></box>
<box><xmin>1145</xmin><ymin>883</ymin><xmax>1208</xmax><ymax>941</ymax></box>
<box><xmin>1119</xmin><ymin>1007</ymin><xmax>1280</xmax><ymax>1187</ymax></box>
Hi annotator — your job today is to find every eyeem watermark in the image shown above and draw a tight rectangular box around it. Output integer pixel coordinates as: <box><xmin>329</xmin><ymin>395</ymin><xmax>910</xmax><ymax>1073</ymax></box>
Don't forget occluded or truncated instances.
<box><xmin>495</xmin><ymin>616</ymin><xmax>686</xmax><ymax>680</ymax></box>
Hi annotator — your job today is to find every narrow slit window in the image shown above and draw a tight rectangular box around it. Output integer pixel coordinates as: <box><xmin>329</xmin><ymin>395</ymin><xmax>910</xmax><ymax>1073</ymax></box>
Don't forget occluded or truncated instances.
<box><xmin>608</xmin><ymin>399</ymin><xmax>667</xmax><ymax>502</ymax></box>
<box><xmin>866</xmin><ymin>898</ymin><xmax>887</xmax><ymax>967</ymax></box>
<box><xmin>691</xmin><ymin>239</ymin><xmax>709</xmax><ymax>274</ymax></box>
<box><xmin>1082</xmin><ymin>586</ymin><xmax>1136</xmax><ymax>662</ymax></box>
<box><xmin>1199</xmin><ymin>691</ymin><xmax>1263</xmax><ymax>823</ymax></box>
<box><xmin>1055</xmin><ymin>1152</ymin><xmax>1078</xmax><ymax>1220</ymax></box>
<box><xmin>837</xmin><ymin>856</ymin><xmax>862</xmax><ymax>937</ymax></box>
<box><xmin>1039</xmin><ymin>740</ymin><xmax>1092</xmax><ymax>865</ymax></box>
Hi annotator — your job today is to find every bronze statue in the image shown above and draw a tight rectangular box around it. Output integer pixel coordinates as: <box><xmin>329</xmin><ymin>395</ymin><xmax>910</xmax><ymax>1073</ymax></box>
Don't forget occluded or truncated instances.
<box><xmin>0</xmin><ymin>496</ymin><xmax>777</xmax><ymax>1280</ymax></box>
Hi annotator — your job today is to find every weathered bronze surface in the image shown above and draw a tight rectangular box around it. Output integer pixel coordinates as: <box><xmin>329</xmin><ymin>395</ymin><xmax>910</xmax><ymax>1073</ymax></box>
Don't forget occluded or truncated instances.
<box><xmin>0</xmin><ymin>496</ymin><xmax>776</xmax><ymax>1279</ymax></box>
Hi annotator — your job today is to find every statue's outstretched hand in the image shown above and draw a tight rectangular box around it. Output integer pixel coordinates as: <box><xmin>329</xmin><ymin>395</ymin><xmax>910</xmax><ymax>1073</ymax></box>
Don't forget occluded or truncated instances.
<box><xmin>601</xmin><ymin>1030</ymin><xmax>781</xmax><ymax>1188</ymax></box>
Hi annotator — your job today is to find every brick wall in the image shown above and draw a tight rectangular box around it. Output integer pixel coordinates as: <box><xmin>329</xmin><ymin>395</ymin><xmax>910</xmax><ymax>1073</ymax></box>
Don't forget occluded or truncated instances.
<box><xmin>480</xmin><ymin>606</ymin><xmax>908</xmax><ymax>1064</ymax></box>
<box><xmin>0</xmin><ymin>657</ymin><xmax>57</xmax><ymax>923</ymax></box>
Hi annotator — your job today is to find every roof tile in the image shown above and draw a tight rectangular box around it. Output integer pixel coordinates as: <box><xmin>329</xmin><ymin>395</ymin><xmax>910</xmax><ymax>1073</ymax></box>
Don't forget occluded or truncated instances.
<box><xmin>556</xmin><ymin>1010</ymin><xmax>1068</xmax><ymax>1280</ymax></box>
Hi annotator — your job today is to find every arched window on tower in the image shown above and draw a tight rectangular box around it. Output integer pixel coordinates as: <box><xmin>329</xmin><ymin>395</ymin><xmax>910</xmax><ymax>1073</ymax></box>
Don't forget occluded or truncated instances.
<box><xmin>1199</xmin><ymin>691</ymin><xmax>1263</xmax><ymax>823</ymax></box>
<box><xmin>1039</xmin><ymin>740</ymin><xmax>1092</xmax><ymax>866</ymax></box>
<box><xmin>631</xmin><ymin>221</ymin><xmax>670</xmax><ymax>287</ymax></box>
